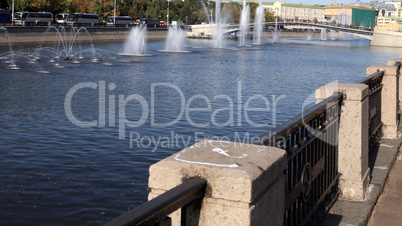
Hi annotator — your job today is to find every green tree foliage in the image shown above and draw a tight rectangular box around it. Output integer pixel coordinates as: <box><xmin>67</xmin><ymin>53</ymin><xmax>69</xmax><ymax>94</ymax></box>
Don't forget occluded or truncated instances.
<box><xmin>47</xmin><ymin>0</ymin><xmax>69</xmax><ymax>15</ymax></box>
<box><xmin>11</xmin><ymin>0</ymin><xmax>49</xmax><ymax>12</ymax></box>
<box><xmin>180</xmin><ymin>0</ymin><xmax>197</xmax><ymax>24</ymax></box>
<box><xmin>2</xmin><ymin>0</ymin><xmax>276</xmax><ymax>24</ymax></box>
<box><xmin>146</xmin><ymin>0</ymin><xmax>167</xmax><ymax>20</ymax></box>
<box><xmin>127</xmin><ymin>0</ymin><xmax>147</xmax><ymax>19</ymax></box>
<box><xmin>168</xmin><ymin>0</ymin><xmax>184</xmax><ymax>22</ymax></box>
<box><xmin>265</xmin><ymin>8</ymin><xmax>276</xmax><ymax>21</ymax></box>
<box><xmin>221</xmin><ymin>2</ymin><xmax>240</xmax><ymax>23</ymax></box>
<box><xmin>94</xmin><ymin>0</ymin><xmax>114</xmax><ymax>19</ymax></box>
<box><xmin>249</xmin><ymin>2</ymin><xmax>258</xmax><ymax>22</ymax></box>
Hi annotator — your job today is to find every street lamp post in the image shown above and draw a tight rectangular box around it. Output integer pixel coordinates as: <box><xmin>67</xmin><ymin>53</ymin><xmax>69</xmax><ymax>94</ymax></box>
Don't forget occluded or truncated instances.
<box><xmin>12</xmin><ymin>0</ymin><xmax>14</xmax><ymax>24</ymax></box>
<box><xmin>167</xmin><ymin>0</ymin><xmax>169</xmax><ymax>26</ymax></box>
<box><xmin>114</xmin><ymin>0</ymin><xmax>116</xmax><ymax>26</ymax></box>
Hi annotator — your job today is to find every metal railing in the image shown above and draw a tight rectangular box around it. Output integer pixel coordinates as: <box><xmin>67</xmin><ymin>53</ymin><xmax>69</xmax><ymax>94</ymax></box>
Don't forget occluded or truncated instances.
<box><xmin>268</xmin><ymin>19</ymin><xmax>374</xmax><ymax>31</ymax></box>
<box><xmin>104</xmin><ymin>178</ymin><xmax>207</xmax><ymax>226</ymax></box>
<box><xmin>252</xmin><ymin>93</ymin><xmax>343</xmax><ymax>226</ymax></box>
<box><xmin>358</xmin><ymin>71</ymin><xmax>384</xmax><ymax>151</ymax></box>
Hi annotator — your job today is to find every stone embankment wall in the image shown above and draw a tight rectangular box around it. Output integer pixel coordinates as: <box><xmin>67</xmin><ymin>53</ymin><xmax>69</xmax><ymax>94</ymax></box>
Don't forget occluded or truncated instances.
<box><xmin>370</xmin><ymin>29</ymin><xmax>402</xmax><ymax>48</ymax></box>
<box><xmin>0</xmin><ymin>27</ymin><xmax>168</xmax><ymax>45</ymax></box>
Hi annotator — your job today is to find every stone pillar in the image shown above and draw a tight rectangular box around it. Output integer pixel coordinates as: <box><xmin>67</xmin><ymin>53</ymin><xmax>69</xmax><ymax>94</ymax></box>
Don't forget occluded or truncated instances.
<box><xmin>367</xmin><ymin>65</ymin><xmax>399</xmax><ymax>138</ymax></box>
<box><xmin>387</xmin><ymin>59</ymin><xmax>402</xmax><ymax>112</ymax></box>
<box><xmin>316</xmin><ymin>83</ymin><xmax>369</xmax><ymax>200</ymax></box>
<box><xmin>148</xmin><ymin>140</ymin><xmax>287</xmax><ymax>226</ymax></box>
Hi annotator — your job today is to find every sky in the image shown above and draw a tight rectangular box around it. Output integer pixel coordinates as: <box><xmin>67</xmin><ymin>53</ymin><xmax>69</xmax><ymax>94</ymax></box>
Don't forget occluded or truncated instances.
<box><xmin>274</xmin><ymin>0</ymin><xmax>369</xmax><ymax>5</ymax></box>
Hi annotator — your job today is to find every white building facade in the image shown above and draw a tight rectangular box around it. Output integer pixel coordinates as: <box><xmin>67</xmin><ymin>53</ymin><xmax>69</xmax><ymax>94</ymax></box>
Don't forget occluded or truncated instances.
<box><xmin>271</xmin><ymin>1</ymin><xmax>325</xmax><ymax>21</ymax></box>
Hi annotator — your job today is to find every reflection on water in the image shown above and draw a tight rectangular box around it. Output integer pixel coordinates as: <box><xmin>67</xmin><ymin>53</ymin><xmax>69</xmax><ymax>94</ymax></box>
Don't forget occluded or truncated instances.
<box><xmin>0</xmin><ymin>38</ymin><xmax>400</xmax><ymax>225</ymax></box>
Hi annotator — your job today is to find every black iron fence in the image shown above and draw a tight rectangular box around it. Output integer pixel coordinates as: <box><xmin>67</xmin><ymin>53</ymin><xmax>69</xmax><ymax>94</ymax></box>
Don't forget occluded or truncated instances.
<box><xmin>358</xmin><ymin>71</ymin><xmax>384</xmax><ymax>151</ymax></box>
<box><xmin>252</xmin><ymin>93</ymin><xmax>343</xmax><ymax>226</ymax></box>
<box><xmin>104</xmin><ymin>178</ymin><xmax>206</xmax><ymax>226</ymax></box>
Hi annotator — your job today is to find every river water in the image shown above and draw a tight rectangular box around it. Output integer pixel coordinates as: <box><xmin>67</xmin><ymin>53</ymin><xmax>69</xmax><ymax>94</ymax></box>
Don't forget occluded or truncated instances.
<box><xmin>0</xmin><ymin>36</ymin><xmax>400</xmax><ymax>225</ymax></box>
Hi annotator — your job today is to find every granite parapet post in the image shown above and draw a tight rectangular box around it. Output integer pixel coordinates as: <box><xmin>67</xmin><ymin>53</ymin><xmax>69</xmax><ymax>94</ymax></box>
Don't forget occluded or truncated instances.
<box><xmin>367</xmin><ymin>65</ymin><xmax>399</xmax><ymax>138</ymax></box>
<box><xmin>316</xmin><ymin>83</ymin><xmax>370</xmax><ymax>200</ymax></box>
<box><xmin>148</xmin><ymin>140</ymin><xmax>287</xmax><ymax>226</ymax></box>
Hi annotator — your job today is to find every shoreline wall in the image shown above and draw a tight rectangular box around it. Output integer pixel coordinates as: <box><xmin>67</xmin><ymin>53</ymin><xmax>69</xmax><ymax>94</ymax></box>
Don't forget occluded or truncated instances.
<box><xmin>370</xmin><ymin>29</ymin><xmax>402</xmax><ymax>48</ymax></box>
<box><xmin>0</xmin><ymin>27</ymin><xmax>168</xmax><ymax>45</ymax></box>
<box><xmin>0</xmin><ymin>26</ymin><xmax>338</xmax><ymax>45</ymax></box>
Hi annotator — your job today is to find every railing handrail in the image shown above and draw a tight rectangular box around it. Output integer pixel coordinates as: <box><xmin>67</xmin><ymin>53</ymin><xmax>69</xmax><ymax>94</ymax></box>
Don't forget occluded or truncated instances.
<box><xmin>104</xmin><ymin>178</ymin><xmax>207</xmax><ymax>226</ymax></box>
<box><xmin>251</xmin><ymin>93</ymin><xmax>343</xmax><ymax>149</ymax></box>
<box><xmin>358</xmin><ymin>70</ymin><xmax>384</xmax><ymax>85</ymax></box>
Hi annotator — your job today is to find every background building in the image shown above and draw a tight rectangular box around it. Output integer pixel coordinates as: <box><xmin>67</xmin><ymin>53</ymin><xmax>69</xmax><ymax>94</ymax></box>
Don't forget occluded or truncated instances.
<box><xmin>264</xmin><ymin>1</ymin><xmax>325</xmax><ymax>22</ymax></box>
<box><xmin>355</xmin><ymin>0</ymin><xmax>402</xmax><ymax>31</ymax></box>
<box><xmin>324</xmin><ymin>4</ymin><xmax>376</xmax><ymax>29</ymax></box>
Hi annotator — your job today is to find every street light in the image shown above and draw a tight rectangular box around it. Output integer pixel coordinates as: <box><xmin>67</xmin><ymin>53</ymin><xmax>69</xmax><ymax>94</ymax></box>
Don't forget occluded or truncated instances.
<box><xmin>114</xmin><ymin>0</ymin><xmax>116</xmax><ymax>26</ymax></box>
<box><xmin>167</xmin><ymin>0</ymin><xmax>169</xmax><ymax>26</ymax></box>
<box><xmin>12</xmin><ymin>0</ymin><xmax>14</xmax><ymax>24</ymax></box>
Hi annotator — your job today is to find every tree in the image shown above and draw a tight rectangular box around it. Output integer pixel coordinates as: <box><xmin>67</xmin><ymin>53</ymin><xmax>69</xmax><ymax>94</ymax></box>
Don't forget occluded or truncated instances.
<box><xmin>221</xmin><ymin>2</ymin><xmax>240</xmax><ymax>23</ymax></box>
<box><xmin>47</xmin><ymin>0</ymin><xmax>69</xmax><ymax>15</ymax></box>
<box><xmin>128</xmin><ymin>0</ymin><xmax>147</xmax><ymax>19</ymax></box>
<box><xmin>180</xmin><ymin>0</ymin><xmax>205</xmax><ymax>24</ymax></box>
<box><xmin>265</xmin><ymin>8</ymin><xmax>276</xmax><ymax>21</ymax></box>
<box><xmin>119</xmin><ymin>0</ymin><xmax>133</xmax><ymax>16</ymax></box>
<box><xmin>16</xmin><ymin>0</ymin><xmax>50</xmax><ymax>11</ymax></box>
<box><xmin>94</xmin><ymin>0</ymin><xmax>114</xmax><ymax>19</ymax></box>
<box><xmin>166</xmin><ymin>0</ymin><xmax>183</xmax><ymax>22</ymax></box>
<box><xmin>249</xmin><ymin>2</ymin><xmax>258</xmax><ymax>22</ymax></box>
<box><xmin>68</xmin><ymin>0</ymin><xmax>94</xmax><ymax>14</ymax></box>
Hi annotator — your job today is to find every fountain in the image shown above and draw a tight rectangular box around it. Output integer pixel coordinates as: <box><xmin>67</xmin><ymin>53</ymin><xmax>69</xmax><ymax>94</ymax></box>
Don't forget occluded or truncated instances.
<box><xmin>320</xmin><ymin>28</ymin><xmax>327</xmax><ymax>41</ymax></box>
<box><xmin>330</xmin><ymin>30</ymin><xmax>336</xmax><ymax>40</ymax></box>
<box><xmin>338</xmin><ymin>31</ymin><xmax>356</xmax><ymax>40</ymax></box>
<box><xmin>339</xmin><ymin>31</ymin><xmax>345</xmax><ymax>39</ymax></box>
<box><xmin>0</xmin><ymin>26</ymin><xmax>19</xmax><ymax>69</ymax></box>
<box><xmin>359</xmin><ymin>21</ymin><xmax>365</xmax><ymax>30</ymax></box>
<box><xmin>213</xmin><ymin>0</ymin><xmax>226</xmax><ymax>48</ymax></box>
<box><xmin>164</xmin><ymin>25</ymin><xmax>187</xmax><ymax>52</ymax></box>
<box><xmin>306</xmin><ymin>29</ymin><xmax>313</xmax><ymax>41</ymax></box>
<box><xmin>0</xmin><ymin>26</ymin><xmax>113</xmax><ymax>72</ymax></box>
<box><xmin>254</xmin><ymin>0</ymin><xmax>265</xmax><ymax>45</ymax></box>
<box><xmin>272</xmin><ymin>18</ymin><xmax>280</xmax><ymax>43</ymax></box>
<box><xmin>123</xmin><ymin>25</ymin><xmax>147</xmax><ymax>55</ymax></box>
<box><xmin>239</xmin><ymin>0</ymin><xmax>250</xmax><ymax>46</ymax></box>
<box><xmin>200</xmin><ymin>0</ymin><xmax>212</xmax><ymax>24</ymax></box>
<box><xmin>35</xmin><ymin>26</ymin><xmax>98</xmax><ymax>65</ymax></box>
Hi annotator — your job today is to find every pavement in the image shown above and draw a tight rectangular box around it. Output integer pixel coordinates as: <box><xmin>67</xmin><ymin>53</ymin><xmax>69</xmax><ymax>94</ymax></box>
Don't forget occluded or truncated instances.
<box><xmin>367</xmin><ymin>150</ymin><xmax>402</xmax><ymax>226</ymax></box>
<box><xmin>320</xmin><ymin>130</ymin><xmax>402</xmax><ymax>226</ymax></box>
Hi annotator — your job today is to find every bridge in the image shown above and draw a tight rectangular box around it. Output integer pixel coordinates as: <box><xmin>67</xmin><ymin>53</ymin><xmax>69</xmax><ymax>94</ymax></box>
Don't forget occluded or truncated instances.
<box><xmin>264</xmin><ymin>21</ymin><xmax>373</xmax><ymax>36</ymax></box>
<box><xmin>190</xmin><ymin>21</ymin><xmax>402</xmax><ymax>47</ymax></box>
<box><xmin>224</xmin><ymin>21</ymin><xmax>374</xmax><ymax>36</ymax></box>
<box><xmin>190</xmin><ymin>21</ymin><xmax>373</xmax><ymax>39</ymax></box>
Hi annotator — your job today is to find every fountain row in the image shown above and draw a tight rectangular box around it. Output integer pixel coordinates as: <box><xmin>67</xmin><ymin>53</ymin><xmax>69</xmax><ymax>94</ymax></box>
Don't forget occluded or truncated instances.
<box><xmin>0</xmin><ymin>4</ymin><xmax>362</xmax><ymax>73</ymax></box>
